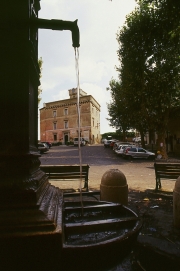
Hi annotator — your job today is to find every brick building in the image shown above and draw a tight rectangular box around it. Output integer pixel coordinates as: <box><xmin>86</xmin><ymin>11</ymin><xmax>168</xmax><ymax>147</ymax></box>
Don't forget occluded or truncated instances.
<box><xmin>40</xmin><ymin>88</ymin><xmax>101</xmax><ymax>144</ymax></box>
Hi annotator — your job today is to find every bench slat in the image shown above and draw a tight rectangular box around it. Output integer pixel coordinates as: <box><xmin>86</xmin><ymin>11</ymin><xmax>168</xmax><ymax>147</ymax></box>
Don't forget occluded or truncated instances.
<box><xmin>156</xmin><ymin>174</ymin><xmax>180</xmax><ymax>179</ymax></box>
<box><xmin>48</xmin><ymin>175</ymin><xmax>87</xmax><ymax>179</ymax></box>
<box><xmin>154</xmin><ymin>162</ymin><xmax>180</xmax><ymax>190</ymax></box>
<box><xmin>40</xmin><ymin>165</ymin><xmax>89</xmax><ymax>192</ymax></box>
<box><xmin>156</xmin><ymin>172</ymin><xmax>180</xmax><ymax>175</ymax></box>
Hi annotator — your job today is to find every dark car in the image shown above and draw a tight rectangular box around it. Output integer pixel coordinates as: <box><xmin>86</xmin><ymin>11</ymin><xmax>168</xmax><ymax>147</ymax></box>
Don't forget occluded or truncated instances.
<box><xmin>41</xmin><ymin>141</ymin><xmax>52</xmax><ymax>148</ymax></box>
<box><xmin>123</xmin><ymin>147</ymin><xmax>155</xmax><ymax>160</ymax></box>
<box><xmin>38</xmin><ymin>143</ymin><xmax>49</xmax><ymax>154</ymax></box>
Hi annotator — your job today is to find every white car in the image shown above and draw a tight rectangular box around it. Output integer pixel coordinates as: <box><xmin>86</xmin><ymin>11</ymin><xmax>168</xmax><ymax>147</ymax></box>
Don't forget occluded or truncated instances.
<box><xmin>104</xmin><ymin>139</ymin><xmax>113</xmax><ymax>147</ymax></box>
<box><xmin>133</xmin><ymin>137</ymin><xmax>141</xmax><ymax>143</ymax></box>
<box><xmin>115</xmin><ymin>145</ymin><xmax>132</xmax><ymax>156</ymax></box>
<box><xmin>123</xmin><ymin>147</ymin><xmax>155</xmax><ymax>160</ymax></box>
<box><xmin>73</xmin><ymin>137</ymin><xmax>86</xmax><ymax>146</ymax></box>
<box><xmin>113</xmin><ymin>141</ymin><xmax>121</xmax><ymax>151</ymax></box>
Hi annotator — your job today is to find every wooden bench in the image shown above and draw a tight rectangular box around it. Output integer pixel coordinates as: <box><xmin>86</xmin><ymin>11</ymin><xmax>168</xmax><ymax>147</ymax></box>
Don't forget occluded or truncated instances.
<box><xmin>154</xmin><ymin>162</ymin><xmax>180</xmax><ymax>190</ymax></box>
<box><xmin>40</xmin><ymin>164</ymin><xmax>90</xmax><ymax>192</ymax></box>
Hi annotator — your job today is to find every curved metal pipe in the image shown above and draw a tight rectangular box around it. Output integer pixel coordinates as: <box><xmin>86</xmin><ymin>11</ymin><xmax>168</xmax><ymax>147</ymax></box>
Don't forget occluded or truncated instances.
<box><xmin>31</xmin><ymin>18</ymin><xmax>80</xmax><ymax>48</ymax></box>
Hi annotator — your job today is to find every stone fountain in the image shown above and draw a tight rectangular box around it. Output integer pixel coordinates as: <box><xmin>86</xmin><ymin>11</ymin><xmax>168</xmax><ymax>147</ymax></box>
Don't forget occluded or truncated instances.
<box><xmin>0</xmin><ymin>1</ymin><xmax>141</xmax><ymax>270</ymax></box>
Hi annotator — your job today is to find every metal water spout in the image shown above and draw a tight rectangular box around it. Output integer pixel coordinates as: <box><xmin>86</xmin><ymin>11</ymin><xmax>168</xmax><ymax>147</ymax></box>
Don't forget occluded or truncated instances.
<box><xmin>32</xmin><ymin>18</ymin><xmax>80</xmax><ymax>47</ymax></box>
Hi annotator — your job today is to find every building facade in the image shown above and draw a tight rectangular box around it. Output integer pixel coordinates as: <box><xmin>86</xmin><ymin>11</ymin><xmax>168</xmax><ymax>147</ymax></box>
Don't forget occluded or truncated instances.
<box><xmin>40</xmin><ymin>88</ymin><xmax>101</xmax><ymax>144</ymax></box>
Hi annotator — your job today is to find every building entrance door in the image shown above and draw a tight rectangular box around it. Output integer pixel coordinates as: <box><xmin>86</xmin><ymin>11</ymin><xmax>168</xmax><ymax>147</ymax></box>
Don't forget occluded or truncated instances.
<box><xmin>64</xmin><ymin>134</ymin><xmax>68</xmax><ymax>145</ymax></box>
<box><xmin>54</xmin><ymin>134</ymin><xmax>57</xmax><ymax>141</ymax></box>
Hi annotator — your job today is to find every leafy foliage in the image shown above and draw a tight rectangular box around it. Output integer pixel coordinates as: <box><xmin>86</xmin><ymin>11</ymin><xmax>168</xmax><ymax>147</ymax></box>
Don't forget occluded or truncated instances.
<box><xmin>107</xmin><ymin>80</ymin><xmax>132</xmax><ymax>131</ymax></box>
<box><xmin>107</xmin><ymin>0</ymin><xmax>180</xmax><ymax>157</ymax></box>
<box><xmin>101</xmin><ymin>131</ymin><xmax>135</xmax><ymax>141</ymax></box>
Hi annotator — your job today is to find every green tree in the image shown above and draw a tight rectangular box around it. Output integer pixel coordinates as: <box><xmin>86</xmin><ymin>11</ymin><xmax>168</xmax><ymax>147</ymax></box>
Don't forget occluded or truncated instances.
<box><xmin>107</xmin><ymin>79</ymin><xmax>132</xmax><ymax>140</ymax></box>
<box><xmin>114</xmin><ymin>0</ymin><xmax>180</xmax><ymax>157</ymax></box>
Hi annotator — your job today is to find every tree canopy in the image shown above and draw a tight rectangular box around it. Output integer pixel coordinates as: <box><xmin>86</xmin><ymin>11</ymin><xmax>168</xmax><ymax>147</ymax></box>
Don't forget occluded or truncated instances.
<box><xmin>107</xmin><ymin>0</ymin><xmax>180</xmax><ymax>157</ymax></box>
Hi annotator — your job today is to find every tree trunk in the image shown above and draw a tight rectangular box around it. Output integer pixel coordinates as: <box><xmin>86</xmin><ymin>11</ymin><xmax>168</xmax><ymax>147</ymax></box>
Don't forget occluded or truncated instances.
<box><xmin>156</xmin><ymin>132</ymin><xmax>168</xmax><ymax>159</ymax></box>
<box><xmin>140</xmin><ymin>133</ymin><xmax>145</xmax><ymax>148</ymax></box>
<box><xmin>123</xmin><ymin>130</ymin><xmax>126</xmax><ymax>141</ymax></box>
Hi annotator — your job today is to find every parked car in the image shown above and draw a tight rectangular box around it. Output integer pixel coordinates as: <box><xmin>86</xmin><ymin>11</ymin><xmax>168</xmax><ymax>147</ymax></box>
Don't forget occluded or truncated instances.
<box><xmin>101</xmin><ymin>138</ymin><xmax>106</xmax><ymax>143</ymax></box>
<box><xmin>122</xmin><ymin>147</ymin><xmax>155</xmax><ymax>160</ymax></box>
<box><xmin>115</xmin><ymin>144</ymin><xmax>132</xmax><ymax>156</ymax></box>
<box><xmin>132</xmin><ymin>137</ymin><xmax>141</xmax><ymax>143</ymax></box>
<box><xmin>113</xmin><ymin>141</ymin><xmax>121</xmax><ymax>151</ymax></box>
<box><xmin>109</xmin><ymin>140</ymin><xmax>118</xmax><ymax>149</ymax></box>
<box><xmin>113</xmin><ymin>142</ymin><xmax>132</xmax><ymax>152</ymax></box>
<box><xmin>41</xmin><ymin>141</ymin><xmax>52</xmax><ymax>148</ymax></box>
<box><xmin>73</xmin><ymin>137</ymin><xmax>86</xmax><ymax>146</ymax></box>
<box><xmin>38</xmin><ymin>143</ymin><xmax>49</xmax><ymax>154</ymax></box>
<box><xmin>104</xmin><ymin>139</ymin><xmax>112</xmax><ymax>148</ymax></box>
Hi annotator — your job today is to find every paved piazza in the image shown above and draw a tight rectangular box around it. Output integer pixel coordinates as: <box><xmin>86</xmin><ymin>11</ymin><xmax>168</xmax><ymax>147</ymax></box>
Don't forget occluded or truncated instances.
<box><xmin>39</xmin><ymin>144</ymin><xmax>175</xmax><ymax>192</ymax></box>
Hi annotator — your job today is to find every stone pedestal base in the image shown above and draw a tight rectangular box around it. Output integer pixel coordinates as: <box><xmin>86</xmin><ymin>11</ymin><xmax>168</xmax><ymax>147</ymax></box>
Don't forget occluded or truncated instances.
<box><xmin>0</xmin><ymin>180</ymin><xmax>63</xmax><ymax>271</ymax></box>
<box><xmin>100</xmin><ymin>184</ymin><xmax>128</xmax><ymax>205</ymax></box>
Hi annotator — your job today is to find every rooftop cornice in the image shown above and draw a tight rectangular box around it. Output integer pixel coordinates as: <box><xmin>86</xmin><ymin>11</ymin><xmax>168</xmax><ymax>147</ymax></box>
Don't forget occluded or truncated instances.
<box><xmin>40</xmin><ymin>95</ymin><xmax>101</xmax><ymax>111</ymax></box>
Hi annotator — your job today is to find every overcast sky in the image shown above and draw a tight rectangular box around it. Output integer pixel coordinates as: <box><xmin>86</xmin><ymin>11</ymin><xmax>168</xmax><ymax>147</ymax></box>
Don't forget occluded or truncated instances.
<box><xmin>38</xmin><ymin>0</ymin><xmax>137</xmax><ymax>134</ymax></box>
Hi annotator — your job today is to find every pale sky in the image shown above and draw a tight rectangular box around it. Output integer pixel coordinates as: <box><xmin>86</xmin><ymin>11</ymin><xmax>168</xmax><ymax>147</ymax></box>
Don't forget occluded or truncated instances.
<box><xmin>38</xmin><ymin>0</ymin><xmax>137</xmax><ymax>134</ymax></box>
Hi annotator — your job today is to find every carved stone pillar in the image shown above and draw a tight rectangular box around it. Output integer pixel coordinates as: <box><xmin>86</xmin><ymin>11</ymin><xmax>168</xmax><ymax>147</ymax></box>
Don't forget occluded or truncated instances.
<box><xmin>0</xmin><ymin>1</ymin><xmax>62</xmax><ymax>269</ymax></box>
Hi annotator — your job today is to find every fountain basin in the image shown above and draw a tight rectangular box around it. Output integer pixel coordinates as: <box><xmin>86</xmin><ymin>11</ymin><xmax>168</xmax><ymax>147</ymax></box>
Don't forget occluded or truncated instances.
<box><xmin>62</xmin><ymin>194</ymin><xmax>142</xmax><ymax>270</ymax></box>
